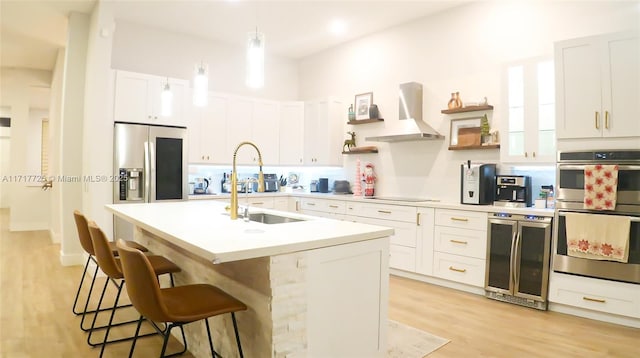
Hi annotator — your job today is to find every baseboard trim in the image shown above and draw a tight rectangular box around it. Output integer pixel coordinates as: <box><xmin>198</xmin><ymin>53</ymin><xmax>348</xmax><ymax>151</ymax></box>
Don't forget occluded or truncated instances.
<box><xmin>390</xmin><ymin>269</ymin><xmax>485</xmax><ymax>296</ymax></box>
<box><xmin>49</xmin><ymin>229</ymin><xmax>61</xmax><ymax>244</ymax></box>
<box><xmin>548</xmin><ymin>302</ymin><xmax>640</xmax><ymax>329</ymax></box>
<box><xmin>59</xmin><ymin>250</ymin><xmax>85</xmax><ymax>266</ymax></box>
<box><xmin>10</xmin><ymin>221</ymin><xmax>49</xmax><ymax>232</ymax></box>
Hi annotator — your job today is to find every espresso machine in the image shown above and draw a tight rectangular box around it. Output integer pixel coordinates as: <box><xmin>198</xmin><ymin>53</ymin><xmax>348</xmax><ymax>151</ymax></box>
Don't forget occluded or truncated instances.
<box><xmin>460</xmin><ymin>161</ymin><xmax>496</xmax><ymax>205</ymax></box>
<box><xmin>494</xmin><ymin>175</ymin><xmax>532</xmax><ymax>207</ymax></box>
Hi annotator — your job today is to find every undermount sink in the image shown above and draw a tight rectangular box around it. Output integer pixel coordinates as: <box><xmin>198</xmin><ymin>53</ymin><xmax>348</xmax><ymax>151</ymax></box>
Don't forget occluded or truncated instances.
<box><xmin>247</xmin><ymin>213</ymin><xmax>305</xmax><ymax>224</ymax></box>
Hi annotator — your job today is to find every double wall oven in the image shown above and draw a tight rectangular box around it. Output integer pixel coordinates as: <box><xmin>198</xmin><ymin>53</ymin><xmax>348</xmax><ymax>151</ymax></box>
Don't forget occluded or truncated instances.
<box><xmin>554</xmin><ymin>150</ymin><xmax>640</xmax><ymax>284</ymax></box>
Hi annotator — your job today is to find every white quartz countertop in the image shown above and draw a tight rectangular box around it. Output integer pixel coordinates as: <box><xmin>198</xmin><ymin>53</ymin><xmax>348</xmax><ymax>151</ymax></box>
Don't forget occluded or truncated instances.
<box><xmin>189</xmin><ymin>192</ymin><xmax>555</xmax><ymax>217</ymax></box>
<box><xmin>106</xmin><ymin>201</ymin><xmax>394</xmax><ymax>264</ymax></box>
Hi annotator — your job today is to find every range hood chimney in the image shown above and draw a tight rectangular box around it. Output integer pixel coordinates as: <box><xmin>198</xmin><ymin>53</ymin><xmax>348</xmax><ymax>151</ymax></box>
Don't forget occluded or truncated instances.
<box><xmin>366</xmin><ymin>82</ymin><xmax>444</xmax><ymax>142</ymax></box>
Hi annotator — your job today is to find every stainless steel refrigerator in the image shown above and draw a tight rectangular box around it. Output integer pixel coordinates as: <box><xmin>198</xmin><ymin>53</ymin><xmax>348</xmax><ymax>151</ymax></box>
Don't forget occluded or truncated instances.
<box><xmin>113</xmin><ymin>122</ymin><xmax>188</xmax><ymax>240</ymax></box>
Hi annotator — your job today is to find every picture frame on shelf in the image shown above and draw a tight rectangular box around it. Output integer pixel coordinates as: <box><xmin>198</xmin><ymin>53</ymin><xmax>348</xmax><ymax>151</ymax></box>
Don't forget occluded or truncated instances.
<box><xmin>354</xmin><ymin>92</ymin><xmax>373</xmax><ymax>120</ymax></box>
<box><xmin>449</xmin><ymin>117</ymin><xmax>482</xmax><ymax>147</ymax></box>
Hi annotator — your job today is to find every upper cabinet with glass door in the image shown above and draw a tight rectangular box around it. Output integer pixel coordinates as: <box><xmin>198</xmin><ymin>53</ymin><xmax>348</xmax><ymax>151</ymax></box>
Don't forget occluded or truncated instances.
<box><xmin>501</xmin><ymin>58</ymin><xmax>556</xmax><ymax>164</ymax></box>
<box><xmin>555</xmin><ymin>32</ymin><xmax>640</xmax><ymax>139</ymax></box>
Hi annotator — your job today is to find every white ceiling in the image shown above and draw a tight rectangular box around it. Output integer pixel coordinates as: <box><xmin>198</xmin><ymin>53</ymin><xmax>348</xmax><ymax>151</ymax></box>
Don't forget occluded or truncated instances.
<box><xmin>0</xmin><ymin>0</ymin><xmax>466</xmax><ymax>72</ymax></box>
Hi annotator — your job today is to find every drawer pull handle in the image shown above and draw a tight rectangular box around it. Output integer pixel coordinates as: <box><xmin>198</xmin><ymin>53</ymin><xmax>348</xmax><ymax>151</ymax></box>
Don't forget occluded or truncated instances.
<box><xmin>378</xmin><ymin>210</ymin><xmax>392</xmax><ymax>214</ymax></box>
<box><xmin>306</xmin><ymin>203</ymin><xmax>316</xmax><ymax>206</ymax></box>
<box><xmin>450</xmin><ymin>239</ymin><xmax>468</xmax><ymax>245</ymax></box>
<box><xmin>582</xmin><ymin>296</ymin><xmax>606</xmax><ymax>303</ymax></box>
<box><xmin>450</xmin><ymin>217</ymin><xmax>469</xmax><ymax>222</ymax></box>
<box><xmin>252</xmin><ymin>202</ymin><xmax>263</xmax><ymax>205</ymax></box>
<box><xmin>449</xmin><ymin>266</ymin><xmax>466</xmax><ymax>273</ymax></box>
<box><xmin>329</xmin><ymin>205</ymin><xmax>339</xmax><ymax>208</ymax></box>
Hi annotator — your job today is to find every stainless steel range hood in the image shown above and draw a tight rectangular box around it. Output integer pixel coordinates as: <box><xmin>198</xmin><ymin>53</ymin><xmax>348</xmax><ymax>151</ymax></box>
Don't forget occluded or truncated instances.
<box><xmin>366</xmin><ymin>82</ymin><xmax>444</xmax><ymax>142</ymax></box>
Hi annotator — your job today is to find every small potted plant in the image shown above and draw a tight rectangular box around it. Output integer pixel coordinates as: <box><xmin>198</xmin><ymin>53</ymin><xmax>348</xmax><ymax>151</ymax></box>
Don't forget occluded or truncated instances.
<box><xmin>480</xmin><ymin>114</ymin><xmax>491</xmax><ymax>145</ymax></box>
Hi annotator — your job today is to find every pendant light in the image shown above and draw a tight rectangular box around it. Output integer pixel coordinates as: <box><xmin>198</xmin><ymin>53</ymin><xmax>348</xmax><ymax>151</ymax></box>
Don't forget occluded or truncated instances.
<box><xmin>246</xmin><ymin>28</ymin><xmax>265</xmax><ymax>89</ymax></box>
<box><xmin>160</xmin><ymin>78</ymin><xmax>173</xmax><ymax>116</ymax></box>
<box><xmin>193</xmin><ymin>62</ymin><xmax>208</xmax><ymax>106</ymax></box>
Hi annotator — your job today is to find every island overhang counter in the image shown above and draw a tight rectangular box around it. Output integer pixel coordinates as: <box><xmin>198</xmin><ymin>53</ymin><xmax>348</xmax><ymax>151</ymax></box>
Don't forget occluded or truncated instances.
<box><xmin>106</xmin><ymin>200</ymin><xmax>393</xmax><ymax>357</ymax></box>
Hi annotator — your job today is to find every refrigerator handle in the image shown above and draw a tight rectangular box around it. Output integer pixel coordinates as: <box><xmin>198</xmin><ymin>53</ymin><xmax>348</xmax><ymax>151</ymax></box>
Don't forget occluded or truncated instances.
<box><xmin>514</xmin><ymin>230</ymin><xmax>521</xmax><ymax>292</ymax></box>
<box><xmin>509</xmin><ymin>229</ymin><xmax>517</xmax><ymax>291</ymax></box>
<box><xmin>144</xmin><ymin>141</ymin><xmax>151</xmax><ymax>202</ymax></box>
<box><xmin>149</xmin><ymin>141</ymin><xmax>155</xmax><ymax>202</ymax></box>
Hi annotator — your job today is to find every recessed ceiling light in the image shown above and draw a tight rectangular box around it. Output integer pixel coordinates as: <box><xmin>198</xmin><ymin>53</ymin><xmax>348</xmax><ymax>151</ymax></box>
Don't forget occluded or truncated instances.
<box><xmin>328</xmin><ymin>19</ymin><xmax>347</xmax><ymax>35</ymax></box>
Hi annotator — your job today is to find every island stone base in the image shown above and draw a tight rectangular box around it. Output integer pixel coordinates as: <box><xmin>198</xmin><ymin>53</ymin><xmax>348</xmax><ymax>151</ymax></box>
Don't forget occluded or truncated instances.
<box><xmin>134</xmin><ymin>227</ymin><xmax>389</xmax><ymax>357</ymax></box>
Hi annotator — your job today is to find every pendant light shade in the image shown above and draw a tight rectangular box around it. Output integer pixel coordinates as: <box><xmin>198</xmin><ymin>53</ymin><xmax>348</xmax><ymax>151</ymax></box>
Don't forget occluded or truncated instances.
<box><xmin>193</xmin><ymin>63</ymin><xmax>208</xmax><ymax>106</ymax></box>
<box><xmin>160</xmin><ymin>80</ymin><xmax>173</xmax><ymax>116</ymax></box>
<box><xmin>246</xmin><ymin>30</ymin><xmax>265</xmax><ymax>89</ymax></box>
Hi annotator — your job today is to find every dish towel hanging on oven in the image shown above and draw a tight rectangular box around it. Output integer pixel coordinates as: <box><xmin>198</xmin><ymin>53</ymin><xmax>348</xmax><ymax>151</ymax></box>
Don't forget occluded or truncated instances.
<box><xmin>565</xmin><ymin>212</ymin><xmax>630</xmax><ymax>263</ymax></box>
<box><xmin>583</xmin><ymin>164</ymin><xmax>619</xmax><ymax>210</ymax></box>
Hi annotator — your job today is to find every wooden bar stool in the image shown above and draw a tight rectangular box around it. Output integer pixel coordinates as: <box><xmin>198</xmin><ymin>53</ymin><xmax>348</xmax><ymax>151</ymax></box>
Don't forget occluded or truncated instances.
<box><xmin>88</xmin><ymin>222</ymin><xmax>182</xmax><ymax>357</ymax></box>
<box><xmin>72</xmin><ymin>210</ymin><xmax>148</xmax><ymax>332</ymax></box>
<box><xmin>116</xmin><ymin>238</ymin><xmax>247</xmax><ymax>358</ymax></box>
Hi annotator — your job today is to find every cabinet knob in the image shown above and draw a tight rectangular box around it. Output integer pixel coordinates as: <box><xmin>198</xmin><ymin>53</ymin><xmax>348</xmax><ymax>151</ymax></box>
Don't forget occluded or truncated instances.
<box><xmin>532</xmin><ymin>151</ymin><xmax>536</xmax><ymax>158</ymax></box>
<box><xmin>206</xmin><ymin>156</ymin><xmax>210</xmax><ymax>160</ymax></box>
<box><xmin>524</xmin><ymin>152</ymin><xmax>528</xmax><ymax>158</ymax></box>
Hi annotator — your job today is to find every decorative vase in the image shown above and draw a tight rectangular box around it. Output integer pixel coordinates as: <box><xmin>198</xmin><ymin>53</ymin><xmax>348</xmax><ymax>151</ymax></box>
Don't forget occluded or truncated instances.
<box><xmin>348</xmin><ymin>104</ymin><xmax>356</xmax><ymax>121</ymax></box>
<box><xmin>454</xmin><ymin>92</ymin><xmax>463</xmax><ymax>108</ymax></box>
<box><xmin>447</xmin><ymin>93</ymin><xmax>457</xmax><ymax>109</ymax></box>
<box><xmin>368</xmin><ymin>104</ymin><xmax>379</xmax><ymax>119</ymax></box>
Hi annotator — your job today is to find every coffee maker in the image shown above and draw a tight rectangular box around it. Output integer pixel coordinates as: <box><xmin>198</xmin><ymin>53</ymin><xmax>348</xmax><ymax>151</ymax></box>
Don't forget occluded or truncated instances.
<box><xmin>494</xmin><ymin>175</ymin><xmax>532</xmax><ymax>207</ymax></box>
<box><xmin>460</xmin><ymin>161</ymin><xmax>496</xmax><ymax>205</ymax></box>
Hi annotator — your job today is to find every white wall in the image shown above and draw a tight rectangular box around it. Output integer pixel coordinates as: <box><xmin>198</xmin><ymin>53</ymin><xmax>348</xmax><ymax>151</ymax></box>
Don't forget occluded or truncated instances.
<box><xmin>0</xmin><ymin>69</ymin><xmax>52</xmax><ymax>230</ymax></box>
<box><xmin>111</xmin><ymin>21</ymin><xmax>299</xmax><ymax>100</ymax></box>
<box><xmin>58</xmin><ymin>12</ymin><xmax>89</xmax><ymax>266</ymax></box>
<box><xmin>48</xmin><ymin>49</ymin><xmax>66</xmax><ymax>243</ymax></box>
<box><xmin>0</xmin><ymin>107</ymin><xmax>11</xmax><ymax>209</ymax></box>
<box><xmin>82</xmin><ymin>1</ymin><xmax>116</xmax><ymax>242</ymax></box>
<box><xmin>298</xmin><ymin>1</ymin><xmax>640</xmax><ymax>201</ymax></box>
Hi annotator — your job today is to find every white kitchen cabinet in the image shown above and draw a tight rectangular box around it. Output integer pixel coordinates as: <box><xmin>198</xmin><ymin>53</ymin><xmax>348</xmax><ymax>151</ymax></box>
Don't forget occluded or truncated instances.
<box><xmin>252</xmin><ymin>100</ymin><xmax>280</xmax><ymax>165</ymax></box>
<box><xmin>432</xmin><ymin>252</ymin><xmax>486</xmax><ymax>287</ymax></box>
<box><xmin>114</xmin><ymin>70</ymin><xmax>187</xmax><ymax>126</ymax></box>
<box><xmin>188</xmin><ymin>93</ymin><xmax>229</xmax><ymax>164</ymax></box>
<box><xmin>304</xmin><ymin>98</ymin><xmax>343</xmax><ymax>166</ymax></box>
<box><xmin>555</xmin><ymin>31</ymin><xmax>640</xmax><ymax>139</ymax></box>
<box><xmin>416</xmin><ymin>208</ymin><xmax>435</xmax><ymax>276</ymax></box>
<box><xmin>279</xmin><ymin>102</ymin><xmax>305</xmax><ymax>165</ymax></box>
<box><xmin>273</xmin><ymin>197</ymin><xmax>289</xmax><ymax>211</ymax></box>
<box><xmin>433</xmin><ymin>209</ymin><xmax>488</xmax><ymax>287</ymax></box>
<box><xmin>347</xmin><ymin>202</ymin><xmax>418</xmax><ymax>272</ymax></box>
<box><xmin>300</xmin><ymin>197</ymin><xmax>346</xmax><ymax>218</ymax></box>
<box><xmin>227</xmin><ymin>97</ymin><xmax>254</xmax><ymax>164</ymax></box>
<box><xmin>548</xmin><ymin>272</ymin><xmax>640</xmax><ymax>319</ymax></box>
<box><xmin>355</xmin><ymin>216</ymin><xmax>417</xmax><ymax>272</ymax></box>
<box><xmin>245</xmin><ymin>197</ymin><xmax>274</xmax><ymax>209</ymax></box>
<box><xmin>501</xmin><ymin>58</ymin><xmax>556</xmax><ymax>164</ymax></box>
<box><xmin>227</xmin><ymin>97</ymin><xmax>280</xmax><ymax>166</ymax></box>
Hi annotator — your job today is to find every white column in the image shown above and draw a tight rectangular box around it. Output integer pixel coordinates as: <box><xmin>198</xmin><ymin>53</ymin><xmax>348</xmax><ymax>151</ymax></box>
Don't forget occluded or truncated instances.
<box><xmin>59</xmin><ymin>12</ymin><xmax>89</xmax><ymax>266</ymax></box>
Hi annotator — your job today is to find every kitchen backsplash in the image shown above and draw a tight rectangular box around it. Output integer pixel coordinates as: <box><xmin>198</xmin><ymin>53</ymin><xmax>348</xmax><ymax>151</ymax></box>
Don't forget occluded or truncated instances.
<box><xmin>189</xmin><ymin>164</ymin><xmax>556</xmax><ymax>202</ymax></box>
<box><xmin>189</xmin><ymin>165</ymin><xmax>346</xmax><ymax>194</ymax></box>
<box><xmin>499</xmin><ymin>165</ymin><xmax>556</xmax><ymax>199</ymax></box>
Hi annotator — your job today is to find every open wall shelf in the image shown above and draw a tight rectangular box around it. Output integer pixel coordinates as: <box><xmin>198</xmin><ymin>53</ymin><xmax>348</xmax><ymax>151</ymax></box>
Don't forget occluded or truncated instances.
<box><xmin>441</xmin><ymin>105</ymin><xmax>493</xmax><ymax>114</ymax></box>
<box><xmin>448</xmin><ymin>144</ymin><xmax>500</xmax><ymax>150</ymax></box>
<box><xmin>342</xmin><ymin>146</ymin><xmax>379</xmax><ymax>154</ymax></box>
<box><xmin>347</xmin><ymin>118</ymin><xmax>384</xmax><ymax>125</ymax></box>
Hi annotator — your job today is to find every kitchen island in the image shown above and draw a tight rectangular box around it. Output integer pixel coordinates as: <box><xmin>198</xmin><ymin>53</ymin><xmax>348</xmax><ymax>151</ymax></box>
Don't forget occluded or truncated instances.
<box><xmin>106</xmin><ymin>200</ymin><xmax>393</xmax><ymax>358</ymax></box>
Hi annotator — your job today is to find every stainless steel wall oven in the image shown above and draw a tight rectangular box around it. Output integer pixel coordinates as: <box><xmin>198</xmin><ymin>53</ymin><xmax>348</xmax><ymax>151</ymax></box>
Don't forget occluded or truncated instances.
<box><xmin>553</xmin><ymin>149</ymin><xmax>640</xmax><ymax>284</ymax></box>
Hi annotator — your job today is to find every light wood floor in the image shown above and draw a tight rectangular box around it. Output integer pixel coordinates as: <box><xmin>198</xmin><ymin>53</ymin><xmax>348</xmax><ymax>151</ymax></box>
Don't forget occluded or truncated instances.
<box><xmin>1</xmin><ymin>208</ymin><xmax>639</xmax><ymax>357</ymax></box>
